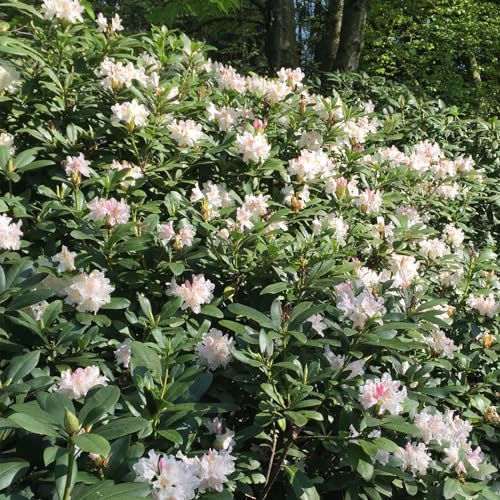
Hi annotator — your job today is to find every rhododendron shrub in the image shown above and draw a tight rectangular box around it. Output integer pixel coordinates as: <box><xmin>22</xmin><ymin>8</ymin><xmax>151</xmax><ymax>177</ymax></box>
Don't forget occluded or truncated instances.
<box><xmin>0</xmin><ymin>3</ymin><xmax>498</xmax><ymax>499</ymax></box>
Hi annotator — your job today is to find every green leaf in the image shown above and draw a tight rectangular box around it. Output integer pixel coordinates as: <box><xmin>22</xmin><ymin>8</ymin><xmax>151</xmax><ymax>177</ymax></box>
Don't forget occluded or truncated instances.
<box><xmin>138</xmin><ymin>294</ymin><xmax>154</xmax><ymax>322</ymax></box>
<box><xmin>94</xmin><ymin>417</ymin><xmax>150</xmax><ymax>440</ymax></box>
<box><xmin>9</xmin><ymin>412</ymin><xmax>60</xmax><ymax>437</ymax></box>
<box><xmin>116</xmin><ymin>235</ymin><xmax>153</xmax><ymax>253</ymax></box>
<box><xmin>0</xmin><ymin>459</ymin><xmax>29</xmax><ymax>490</ymax></box>
<box><xmin>131</xmin><ymin>342</ymin><xmax>162</xmax><ymax>381</ymax></box>
<box><xmin>78</xmin><ymin>481</ymin><xmax>150</xmax><ymax>499</ymax></box>
<box><xmin>285</xmin><ymin>466</ymin><xmax>320</xmax><ymax>500</ymax></box>
<box><xmin>79</xmin><ymin>386</ymin><xmax>121</xmax><ymax>426</ymax></box>
<box><xmin>227</xmin><ymin>303</ymin><xmax>275</xmax><ymax>329</ymax></box>
<box><xmin>4</xmin><ymin>351</ymin><xmax>40</xmax><ymax>383</ymax></box>
<box><xmin>157</xmin><ymin>429</ymin><xmax>183</xmax><ymax>444</ymax></box>
<box><xmin>100</xmin><ymin>297</ymin><xmax>131</xmax><ymax>310</ymax></box>
<box><xmin>0</xmin><ymin>145</ymin><xmax>10</xmax><ymax>169</ymax></box>
<box><xmin>73</xmin><ymin>433</ymin><xmax>111</xmax><ymax>457</ymax></box>
<box><xmin>357</xmin><ymin>458</ymin><xmax>374</xmax><ymax>481</ymax></box>
<box><xmin>443</xmin><ymin>477</ymin><xmax>462</xmax><ymax>499</ymax></box>
<box><xmin>372</xmin><ymin>437</ymin><xmax>401</xmax><ymax>453</ymax></box>
<box><xmin>159</xmin><ymin>296</ymin><xmax>183</xmax><ymax>320</ymax></box>
<box><xmin>260</xmin><ymin>282</ymin><xmax>288</xmax><ymax>295</ymax></box>
<box><xmin>41</xmin><ymin>300</ymin><xmax>62</xmax><ymax>326</ymax></box>
<box><xmin>200</xmin><ymin>304</ymin><xmax>224</xmax><ymax>318</ymax></box>
<box><xmin>8</xmin><ymin>289</ymin><xmax>54</xmax><ymax>310</ymax></box>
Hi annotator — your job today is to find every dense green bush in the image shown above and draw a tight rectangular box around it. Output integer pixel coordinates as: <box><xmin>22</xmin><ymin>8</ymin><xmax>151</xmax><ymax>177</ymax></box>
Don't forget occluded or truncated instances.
<box><xmin>0</xmin><ymin>2</ymin><xmax>499</xmax><ymax>499</ymax></box>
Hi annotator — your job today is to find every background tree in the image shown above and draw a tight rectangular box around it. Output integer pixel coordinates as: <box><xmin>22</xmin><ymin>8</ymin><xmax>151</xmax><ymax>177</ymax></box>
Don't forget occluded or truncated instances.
<box><xmin>84</xmin><ymin>0</ymin><xmax>500</xmax><ymax>115</ymax></box>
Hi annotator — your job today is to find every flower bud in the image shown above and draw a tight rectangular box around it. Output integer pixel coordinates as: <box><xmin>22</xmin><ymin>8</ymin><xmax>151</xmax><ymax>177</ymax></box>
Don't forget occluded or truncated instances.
<box><xmin>64</xmin><ymin>408</ymin><xmax>80</xmax><ymax>435</ymax></box>
<box><xmin>484</xmin><ymin>406</ymin><xmax>500</xmax><ymax>424</ymax></box>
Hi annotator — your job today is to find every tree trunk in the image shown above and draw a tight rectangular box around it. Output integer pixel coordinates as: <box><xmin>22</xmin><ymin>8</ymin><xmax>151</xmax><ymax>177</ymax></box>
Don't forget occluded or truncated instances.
<box><xmin>265</xmin><ymin>0</ymin><xmax>299</xmax><ymax>73</ymax></box>
<box><xmin>334</xmin><ymin>0</ymin><xmax>368</xmax><ymax>72</ymax></box>
<box><xmin>318</xmin><ymin>0</ymin><xmax>345</xmax><ymax>71</ymax></box>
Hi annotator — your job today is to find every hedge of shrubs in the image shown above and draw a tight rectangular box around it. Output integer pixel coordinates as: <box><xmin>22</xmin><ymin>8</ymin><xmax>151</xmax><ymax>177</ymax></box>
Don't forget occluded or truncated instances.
<box><xmin>0</xmin><ymin>2</ymin><xmax>498</xmax><ymax>499</ymax></box>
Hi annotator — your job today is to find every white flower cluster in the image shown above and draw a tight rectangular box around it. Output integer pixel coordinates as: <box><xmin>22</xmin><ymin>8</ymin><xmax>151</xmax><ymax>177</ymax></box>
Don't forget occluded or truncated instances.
<box><xmin>0</xmin><ymin>61</ymin><xmax>21</xmax><ymax>93</ymax></box>
<box><xmin>64</xmin><ymin>153</ymin><xmax>91</xmax><ymax>178</ymax></box>
<box><xmin>134</xmin><ymin>448</ymin><xmax>235</xmax><ymax>499</ymax></box>
<box><xmin>236</xmin><ymin>131</ymin><xmax>271</xmax><ymax>164</ymax></box>
<box><xmin>64</xmin><ymin>270</ymin><xmax>114</xmax><ymax>313</ymax></box>
<box><xmin>87</xmin><ymin>197</ymin><xmax>130</xmax><ymax>226</ymax></box>
<box><xmin>205</xmin><ymin>417</ymin><xmax>236</xmax><ymax>451</ymax></box>
<box><xmin>467</xmin><ymin>294</ymin><xmax>499</xmax><ymax>318</ymax></box>
<box><xmin>114</xmin><ymin>339</ymin><xmax>131</xmax><ymax>368</ymax></box>
<box><xmin>0</xmin><ymin>132</ymin><xmax>15</xmax><ymax>154</ymax></box>
<box><xmin>111</xmin><ymin>99</ymin><xmax>149</xmax><ymax>128</ymax></box>
<box><xmin>168</xmin><ymin>119</ymin><xmax>206</xmax><ymax>148</ymax></box>
<box><xmin>324</xmin><ymin>346</ymin><xmax>365</xmax><ymax>379</ymax></box>
<box><xmin>359</xmin><ymin>372</ymin><xmax>407</xmax><ymax>415</ymax></box>
<box><xmin>423</xmin><ymin>330</ymin><xmax>458</xmax><ymax>358</ymax></box>
<box><xmin>235</xmin><ymin>194</ymin><xmax>270</xmax><ymax>231</ymax></box>
<box><xmin>157</xmin><ymin>221</ymin><xmax>195</xmax><ymax>249</ymax></box>
<box><xmin>365</xmin><ymin>141</ymin><xmax>476</xmax><ymax>200</ymax></box>
<box><xmin>395</xmin><ymin>442</ymin><xmax>432</xmax><ymax>476</ymax></box>
<box><xmin>312</xmin><ymin>213</ymin><xmax>349</xmax><ymax>244</ymax></box>
<box><xmin>335</xmin><ymin>282</ymin><xmax>386</xmax><ymax>329</ymax></box>
<box><xmin>96</xmin><ymin>12</ymin><xmax>123</xmax><ymax>35</ymax></box>
<box><xmin>52</xmin><ymin>245</ymin><xmax>77</xmax><ymax>272</ymax></box>
<box><xmin>0</xmin><ymin>214</ymin><xmax>23</xmax><ymax>250</ymax></box>
<box><xmin>41</xmin><ymin>0</ymin><xmax>84</xmax><ymax>23</ymax></box>
<box><xmin>414</xmin><ymin>408</ymin><xmax>483</xmax><ymax>475</ymax></box>
<box><xmin>54</xmin><ymin>365</ymin><xmax>108</xmax><ymax>399</ymax></box>
<box><xmin>191</xmin><ymin>181</ymin><xmax>233</xmax><ymax>220</ymax></box>
<box><xmin>195</xmin><ymin>328</ymin><xmax>234</xmax><ymax>370</ymax></box>
<box><xmin>167</xmin><ymin>274</ymin><xmax>215</xmax><ymax>314</ymax></box>
<box><xmin>110</xmin><ymin>160</ymin><xmax>143</xmax><ymax>188</ymax></box>
<box><xmin>287</xmin><ymin>149</ymin><xmax>335</xmax><ymax>181</ymax></box>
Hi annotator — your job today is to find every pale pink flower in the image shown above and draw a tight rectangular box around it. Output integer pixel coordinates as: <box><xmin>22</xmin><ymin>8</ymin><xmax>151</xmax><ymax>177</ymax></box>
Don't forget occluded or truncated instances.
<box><xmin>419</xmin><ymin>238</ymin><xmax>449</xmax><ymax>260</ymax></box>
<box><xmin>194</xmin><ymin>449</ymin><xmax>236</xmax><ymax>493</ymax></box>
<box><xmin>134</xmin><ymin>451</ymin><xmax>200</xmax><ymax>499</ymax></box>
<box><xmin>110</xmin><ymin>160</ymin><xmax>143</xmax><ymax>188</ymax></box>
<box><xmin>307</xmin><ymin>314</ymin><xmax>327</xmax><ymax>337</ymax></box>
<box><xmin>359</xmin><ymin>372</ymin><xmax>407</xmax><ymax>415</ymax></box>
<box><xmin>111</xmin><ymin>99</ymin><xmax>149</xmax><ymax>127</ymax></box>
<box><xmin>335</xmin><ymin>282</ymin><xmax>386</xmax><ymax>329</ymax></box>
<box><xmin>98</xmin><ymin>58</ymin><xmax>147</xmax><ymax>90</ymax></box>
<box><xmin>424</xmin><ymin>330</ymin><xmax>458</xmax><ymax>358</ymax></box>
<box><xmin>195</xmin><ymin>329</ymin><xmax>234</xmax><ymax>370</ymax></box>
<box><xmin>115</xmin><ymin>339</ymin><xmax>131</xmax><ymax>368</ymax></box>
<box><xmin>158</xmin><ymin>222</ymin><xmax>176</xmax><ymax>245</ymax></box>
<box><xmin>168</xmin><ymin>119</ymin><xmax>206</xmax><ymax>148</ymax></box>
<box><xmin>396</xmin><ymin>442</ymin><xmax>432</xmax><ymax>476</ymax></box>
<box><xmin>52</xmin><ymin>245</ymin><xmax>77</xmax><ymax>272</ymax></box>
<box><xmin>0</xmin><ymin>132</ymin><xmax>15</xmax><ymax>154</ymax></box>
<box><xmin>63</xmin><ymin>153</ymin><xmax>91</xmax><ymax>178</ymax></box>
<box><xmin>443</xmin><ymin>224</ymin><xmax>465</xmax><ymax>247</ymax></box>
<box><xmin>236</xmin><ymin>132</ymin><xmax>271</xmax><ymax>164</ymax></box>
<box><xmin>0</xmin><ymin>214</ymin><xmax>22</xmax><ymax>250</ymax></box>
<box><xmin>467</xmin><ymin>294</ymin><xmax>499</xmax><ymax>318</ymax></box>
<box><xmin>389</xmin><ymin>254</ymin><xmax>420</xmax><ymax>288</ymax></box>
<box><xmin>178</xmin><ymin>223</ymin><xmax>196</xmax><ymax>247</ymax></box>
<box><xmin>87</xmin><ymin>197</ymin><xmax>130</xmax><ymax>226</ymax></box>
<box><xmin>167</xmin><ymin>274</ymin><xmax>215</xmax><ymax>314</ymax></box>
<box><xmin>356</xmin><ymin>188</ymin><xmax>382</xmax><ymax>214</ymax></box>
<box><xmin>277</xmin><ymin>67</ymin><xmax>305</xmax><ymax>88</ymax></box>
<box><xmin>298</xmin><ymin>130</ymin><xmax>322</xmax><ymax>151</ymax></box>
<box><xmin>288</xmin><ymin>149</ymin><xmax>334</xmax><ymax>180</ymax></box>
<box><xmin>54</xmin><ymin>366</ymin><xmax>108</xmax><ymax>399</ymax></box>
<box><xmin>466</xmin><ymin>447</ymin><xmax>483</xmax><ymax>470</ymax></box>
<box><xmin>41</xmin><ymin>0</ymin><xmax>84</xmax><ymax>23</ymax></box>
<box><xmin>64</xmin><ymin>270</ymin><xmax>114</xmax><ymax>313</ymax></box>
